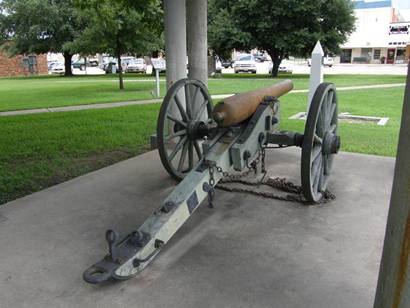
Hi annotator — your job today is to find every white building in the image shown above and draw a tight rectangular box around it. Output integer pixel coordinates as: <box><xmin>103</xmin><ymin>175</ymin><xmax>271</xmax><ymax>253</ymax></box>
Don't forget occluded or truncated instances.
<box><xmin>340</xmin><ymin>0</ymin><xmax>410</xmax><ymax>64</ymax></box>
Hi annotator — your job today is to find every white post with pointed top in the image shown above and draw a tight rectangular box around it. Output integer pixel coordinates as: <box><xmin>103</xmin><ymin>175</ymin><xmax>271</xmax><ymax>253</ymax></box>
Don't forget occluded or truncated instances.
<box><xmin>308</xmin><ymin>41</ymin><xmax>324</xmax><ymax>113</ymax></box>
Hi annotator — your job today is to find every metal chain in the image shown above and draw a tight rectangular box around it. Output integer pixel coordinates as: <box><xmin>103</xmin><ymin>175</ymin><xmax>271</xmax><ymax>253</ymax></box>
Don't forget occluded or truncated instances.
<box><xmin>210</xmin><ymin>144</ymin><xmax>335</xmax><ymax>205</ymax></box>
<box><xmin>217</xmin><ymin>176</ymin><xmax>335</xmax><ymax>204</ymax></box>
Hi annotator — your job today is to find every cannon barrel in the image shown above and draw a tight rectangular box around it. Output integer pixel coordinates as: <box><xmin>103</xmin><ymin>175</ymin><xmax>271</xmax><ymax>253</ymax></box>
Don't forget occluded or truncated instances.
<box><xmin>212</xmin><ymin>79</ymin><xmax>294</xmax><ymax>127</ymax></box>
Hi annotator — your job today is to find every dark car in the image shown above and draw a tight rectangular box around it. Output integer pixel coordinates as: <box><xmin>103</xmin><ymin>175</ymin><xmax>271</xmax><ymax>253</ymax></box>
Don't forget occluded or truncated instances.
<box><xmin>220</xmin><ymin>58</ymin><xmax>233</xmax><ymax>68</ymax></box>
<box><xmin>254</xmin><ymin>55</ymin><xmax>267</xmax><ymax>63</ymax></box>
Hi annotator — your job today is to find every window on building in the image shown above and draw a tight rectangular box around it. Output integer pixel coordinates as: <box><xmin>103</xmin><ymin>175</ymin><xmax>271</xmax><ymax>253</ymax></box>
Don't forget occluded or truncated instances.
<box><xmin>340</xmin><ymin>49</ymin><xmax>352</xmax><ymax>63</ymax></box>
<box><xmin>361</xmin><ymin>48</ymin><xmax>372</xmax><ymax>62</ymax></box>
<box><xmin>396</xmin><ymin>48</ymin><xmax>406</xmax><ymax>61</ymax></box>
<box><xmin>373</xmin><ymin>49</ymin><xmax>381</xmax><ymax>60</ymax></box>
<box><xmin>22</xmin><ymin>55</ymin><xmax>38</xmax><ymax>74</ymax></box>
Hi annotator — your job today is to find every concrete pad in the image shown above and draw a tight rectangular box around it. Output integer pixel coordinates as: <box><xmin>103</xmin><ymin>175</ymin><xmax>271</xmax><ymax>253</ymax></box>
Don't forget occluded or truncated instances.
<box><xmin>0</xmin><ymin>148</ymin><xmax>394</xmax><ymax>308</ymax></box>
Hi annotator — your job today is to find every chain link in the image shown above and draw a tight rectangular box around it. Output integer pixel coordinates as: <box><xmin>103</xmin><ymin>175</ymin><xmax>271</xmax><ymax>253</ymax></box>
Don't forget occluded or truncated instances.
<box><xmin>207</xmin><ymin>142</ymin><xmax>335</xmax><ymax>205</ymax></box>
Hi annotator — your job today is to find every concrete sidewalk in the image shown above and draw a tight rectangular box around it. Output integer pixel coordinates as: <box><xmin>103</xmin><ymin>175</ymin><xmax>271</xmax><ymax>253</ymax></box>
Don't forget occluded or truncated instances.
<box><xmin>0</xmin><ymin>148</ymin><xmax>393</xmax><ymax>308</ymax></box>
<box><xmin>0</xmin><ymin>83</ymin><xmax>405</xmax><ymax>117</ymax></box>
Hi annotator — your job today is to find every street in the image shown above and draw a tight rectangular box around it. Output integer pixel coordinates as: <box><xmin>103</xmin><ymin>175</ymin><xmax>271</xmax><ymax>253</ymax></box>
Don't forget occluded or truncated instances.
<box><xmin>222</xmin><ymin>62</ymin><xmax>409</xmax><ymax>75</ymax></box>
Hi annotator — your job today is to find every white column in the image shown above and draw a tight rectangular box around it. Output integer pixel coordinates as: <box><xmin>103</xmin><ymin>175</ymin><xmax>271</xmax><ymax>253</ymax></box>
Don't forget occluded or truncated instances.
<box><xmin>373</xmin><ymin>64</ymin><xmax>410</xmax><ymax>308</ymax></box>
<box><xmin>307</xmin><ymin>41</ymin><xmax>324</xmax><ymax>112</ymax></box>
<box><xmin>164</xmin><ymin>0</ymin><xmax>187</xmax><ymax>90</ymax></box>
<box><xmin>187</xmin><ymin>0</ymin><xmax>208</xmax><ymax>86</ymax></box>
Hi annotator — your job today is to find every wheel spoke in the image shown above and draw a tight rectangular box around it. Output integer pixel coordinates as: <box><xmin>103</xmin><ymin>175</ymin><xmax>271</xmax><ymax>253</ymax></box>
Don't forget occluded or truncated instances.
<box><xmin>327</xmin><ymin>91</ymin><xmax>334</xmax><ymax>106</ymax></box>
<box><xmin>168</xmin><ymin>136</ymin><xmax>187</xmax><ymax>162</ymax></box>
<box><xmin>325</xmin><ymin>91</ymin><xmax>335</xmax><ymax>129</ymax></box>
<box><xmin>317</xmin><ymin>105</ymin><xmax>326</xmax><ymax>137</ymax></box>
<box><xmin>188</xmin><ymin>141</ymin><xmax>194</xmax><ymax>169</ymax></box>
<box><xmin>311</xmin><ymin>145</ymin><xmax>322</xmax><ymax>163</ymax></box>
<box><xmin>165</xmin><ymin>129</ymin><xmax>187</xmax><ymax>141</ymax></box>
<box><xmin>194</xmin><ymin>140</ymin><xmax>202</xmax><ymax>159</ymax></box>
<box><xmin>314</xmin><ymin>133</ymin><xmax>323</xmax><ymax>145</ymax></box>
<box><xmin>174</xmin><ymin>94</ymin><xmax>189</xmax><ymax>121</ymax></box>
<box><xmin>166</xmin><ymin>113</ymin><xmax>187</xmax><ymax>127</ymax></box>
<box><xmin>312</xmin><ymin>155</ymin><xmax>322</xmax><ymax>191</ymax></box>
<box><xmin>177</xmin><ymin>140</ymin><xmax>189</xmax><ymax>171</ymax></box>
<box><xmin>328</xmin><ymin>124</ymin><xmax>337</xmax><ymax>134</ymax></box>
<box><xmin>195</xmin><ymin>100</ymin><xmax>208</xmax><ymax>120</ymax></box>
<box><xmin>185</xmin><ymin>84</ymin><xmax>192</xmax><ymax>119</ymax></box>
<box><xmin>191</xmin><ymin>87</ymin><xmax>200</xmax><ymax>115</ymax></box>
<box><xmin>324</xmin><ymin>95</ymin><xmax>332</xmax><ymax>130</ymax></box>
<box><xmin>330</xmin><ymin>102</ymin><xmax>337</xmax><ymax>119</ymax></box>
<box><xmin>317</xmin><ymin>156</ymin><xmax>326</xmax><ymax>192</ymax></box>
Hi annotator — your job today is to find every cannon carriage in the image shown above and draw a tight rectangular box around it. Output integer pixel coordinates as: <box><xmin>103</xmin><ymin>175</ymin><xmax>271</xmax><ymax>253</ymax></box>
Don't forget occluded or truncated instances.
<box><xmin>83</xmin><ymin>78</ymin><xmax>341</xmax><ymax>284</ymax></box>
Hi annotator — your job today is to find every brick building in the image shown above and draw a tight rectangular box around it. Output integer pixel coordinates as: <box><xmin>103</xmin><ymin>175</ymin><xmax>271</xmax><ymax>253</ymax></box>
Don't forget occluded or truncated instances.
<box><xmin>0</xmin><ymin>51</ymin><xmax>48</xmax><ymax>77</ymax></box>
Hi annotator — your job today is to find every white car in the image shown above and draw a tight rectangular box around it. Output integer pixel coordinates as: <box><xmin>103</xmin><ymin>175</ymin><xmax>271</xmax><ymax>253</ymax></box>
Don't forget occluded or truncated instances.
<box><xmin>268</xmin><ymin>60</ymin><xmax>293</xmax><ymax>74</ymax></box>
<box><xmin>49</xmin><ymin>63</ymin><xmax>65</xmax><ymax>74</ymax></box>
<box><xmin>126</xmin><ymin>58</ymin><xmax>146</xmax><ymax>73</ymax></box>
<box><xmin>234</xmin><ymin>54</ymin><xmax>257</xmax><ymax>74</ymax></box>
<box><xmin>215</xmin><ymin>58</ymin><xmax>223</xmax><ymax>73</ymax></box>
<box><xmin>307</xmin><ymin>57</ymin><xmax>334</xmax><ymax>67</ymax></box>
<box><xmin>278</xmin><ymin>60</ymin><xmax>293</xmax><ymax>73</ymax></box>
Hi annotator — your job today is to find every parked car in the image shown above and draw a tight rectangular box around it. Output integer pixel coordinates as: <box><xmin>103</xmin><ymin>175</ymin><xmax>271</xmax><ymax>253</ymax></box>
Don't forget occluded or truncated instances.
<box><xmin>104</xmin><ymin>62</ymin><xmax>118</xmax><ymax>74</ymax></box>
<box><xmin>126</xmin><ymin>58</ymin><xmax>147</xmax><ymax>73</ymax></box>
<box><xmin>233</xmin><ymin>54</ymin><xmax>257</xmax><ymax>74</ymax></box>
<box><xmin>49</xmin><ymin>63</ymin><xmax>65</xmax><ymax>74</ymax></box>
<box><xmin>47</xmin><ymin>61</ymin><xmax>59</xmax><ymax>71</ymax></box>
<box><xmin>121</xmin><ymin>56</ymin><xmax>136</xmax><ymax>70</ymax></box>
<box><xmin>307</xmin><ymin>56</ymin><xmax>334</xmax><ymax>67</ymax></box>
<box><xmin>267</xmin><ymin>60</ymin><xmax>293</xmax><ymax>74</ymax></box>
<box><xmin>72</xmin><ymin>61</ymin><xmax>86</xmax><ymax>70</ymax></box>
<box><xmin>278</xmin><ymin>60</ymin><xmax>293</xmax><ymax>73</ymax></box>
<box><xmin>254</xmin><ymin>55</ymin><xmax>268</xmax><ymax>62</ymax></box>
<box><xmin>220</xmin><ymin>58</ymin><xmax>233</xmax><ymax>68</ymax></box>
<box><xmin>215</xmin><ymin>58</ymin><xmax>223</xmax><ymax>73</ymax></box>
<box><xmin>323</xmin><ymin>57</ymin><xmax>334</xmax><ymax>67</ymax></box>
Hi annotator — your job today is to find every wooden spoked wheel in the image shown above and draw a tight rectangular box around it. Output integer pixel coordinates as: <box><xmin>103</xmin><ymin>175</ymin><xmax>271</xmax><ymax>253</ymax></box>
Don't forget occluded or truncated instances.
<box><xmin>157</xmin><ymin>78</ymin><xmax>213</xmax><ymax>181</ymax></box>
<box><xmin>301</xmin><ymin>83</ymin><xmax>340</xmax><ymax>203</ymax></box>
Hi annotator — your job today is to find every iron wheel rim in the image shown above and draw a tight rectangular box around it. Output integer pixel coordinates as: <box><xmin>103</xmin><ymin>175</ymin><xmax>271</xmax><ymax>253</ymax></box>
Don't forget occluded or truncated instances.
<box><xmin>157</xmin><ymin>78</ymin><xmax>213</xmax><ymax>181</ymax></box>
<box><xmin>301</xmin><ymin>83</ymin><xmax>339</xmax><ymax>203</ymax></box>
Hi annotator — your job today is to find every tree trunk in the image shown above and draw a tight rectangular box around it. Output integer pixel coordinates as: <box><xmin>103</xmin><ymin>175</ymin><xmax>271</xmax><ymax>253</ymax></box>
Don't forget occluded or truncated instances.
<box><xmin>117</xmin><ymin>52</ymin><xmax>124</xmax><ymax>90</ymax></box>
<box><xmin>267</xmin><ymin>50</ymin><xmax>283</xmax><ymax>78</ymax></box>
<box><xmin>271</xmin><ymin>56</ymin><xmax>281</xmax><ymax>77</ymax></box>
<box><xmin>63</xmin><ymin>52</ymin><xmax>73</xmax><ymax>77</ymax></box>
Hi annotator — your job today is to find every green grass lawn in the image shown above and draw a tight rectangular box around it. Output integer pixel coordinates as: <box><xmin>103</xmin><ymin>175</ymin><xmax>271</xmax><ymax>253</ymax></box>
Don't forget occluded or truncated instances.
<box><xmin>279</xmin><ymin>87</ymin><xmax>403</xmax><ymax>157</ymax></box>
<box><xmin>0</xmin><ymin>103</ymin><xmax>160</xmax><ymax>204</ymax></box>
<box><xmin>0</xmin><ymin>84</ymin><xmax>404</xmax><ymax>204</ymax></box>
<box><xmin>0</xmin><ymin>73</ymin><xmax>406</xmax><ymax>111</ymax></box>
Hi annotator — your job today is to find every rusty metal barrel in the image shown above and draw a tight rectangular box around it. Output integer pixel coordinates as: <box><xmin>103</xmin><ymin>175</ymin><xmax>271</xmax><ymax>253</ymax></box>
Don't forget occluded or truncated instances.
<box><xmin>212</xmin><ymin>79</ymin><xmax>294</xmax><ymax>127</ymax></box>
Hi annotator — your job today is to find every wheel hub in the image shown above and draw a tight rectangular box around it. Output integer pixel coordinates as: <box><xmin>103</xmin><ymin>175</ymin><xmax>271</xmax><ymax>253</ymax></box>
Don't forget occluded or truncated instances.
<box><xmin>187</xmin><ymin>120</ymin><xmax>208</xmax><ymax>140</ymax></box>
<box><xmin>322</xmin><ymin>132</ymin><xmax>340</xmax><ymax>155</ymax></box>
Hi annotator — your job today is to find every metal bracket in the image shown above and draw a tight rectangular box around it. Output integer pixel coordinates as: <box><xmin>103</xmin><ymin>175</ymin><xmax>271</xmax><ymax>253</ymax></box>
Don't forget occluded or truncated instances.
<box><xmin>83</xmin><ymin>229</ymin><xmax>151</xmax><ymax>284</ymax></box>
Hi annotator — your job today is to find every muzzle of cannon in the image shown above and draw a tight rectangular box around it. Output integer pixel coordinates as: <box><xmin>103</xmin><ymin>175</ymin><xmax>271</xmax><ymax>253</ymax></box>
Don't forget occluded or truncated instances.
<box><xmin>83</xmin><ymin>78</ymin><xmax>341</xmax><ymax>284</ymax></box>
<box><xmin>213</xmin><ymin>79</ymin><xmax>294</xmax><ymax>127</ymax></box>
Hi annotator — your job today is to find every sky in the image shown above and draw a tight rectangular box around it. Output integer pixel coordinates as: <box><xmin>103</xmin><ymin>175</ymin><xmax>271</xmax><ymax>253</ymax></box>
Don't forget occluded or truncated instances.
<box><xmin>396</xmin><ymin>0</ymin><xmax>410</xmax><ymax>9</ymax></box>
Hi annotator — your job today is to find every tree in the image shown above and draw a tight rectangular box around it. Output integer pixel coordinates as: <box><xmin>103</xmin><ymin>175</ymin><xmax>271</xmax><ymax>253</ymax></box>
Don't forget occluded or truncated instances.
<box><xmin>69</xmin><ymin>0</ymin><xmax>163</xmax><ymax>90</ymax></box>
<box><xmin>0</xmin><ymin>0</ymin><xmax>83</xmax><ymax>76</ymax></box>
<box><xmin>208</xmin><ymin>0</ymin><xmax>355</xmax><ymax>77</ymax></box>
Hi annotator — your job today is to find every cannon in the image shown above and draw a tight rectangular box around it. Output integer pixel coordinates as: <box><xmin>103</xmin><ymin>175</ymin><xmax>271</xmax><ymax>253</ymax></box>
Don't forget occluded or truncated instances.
<box><xmin>83</xmin><ymin>78</ymin><xmax>340</xmax><ymax>284</ymax></box>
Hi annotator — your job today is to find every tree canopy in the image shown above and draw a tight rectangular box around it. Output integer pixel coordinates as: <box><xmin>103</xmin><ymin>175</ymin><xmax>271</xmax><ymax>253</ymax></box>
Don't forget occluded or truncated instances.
<box><xmin>208</xmin><ymin>0</ymin><xmax>355</xmax><ymax>76</ymax></box>
<box><xmin>69</xmin><ymin>0</ymin><xmax>163</xmax><ymax>89</ymax></box>
<box><xmin>0</xmin><ymin>0</ymin><xmax>84</xmax><ymax>76</ymax></box>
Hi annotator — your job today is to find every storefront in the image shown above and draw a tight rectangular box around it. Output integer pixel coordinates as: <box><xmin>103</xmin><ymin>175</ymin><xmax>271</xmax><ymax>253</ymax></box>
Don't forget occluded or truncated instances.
<box><xmin>340</xmin><ymin>1</ymin><xmax>409</xmax><ymax>64</ymax></box>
